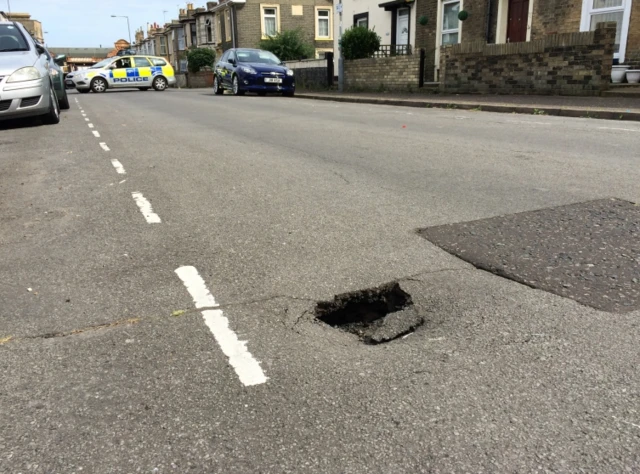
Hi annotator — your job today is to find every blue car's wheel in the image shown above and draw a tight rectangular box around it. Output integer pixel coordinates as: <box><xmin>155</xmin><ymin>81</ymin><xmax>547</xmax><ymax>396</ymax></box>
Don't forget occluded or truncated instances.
<box><xmin>232</xmin><ymin>75</ymin><xmax>245</xmax><ymax>96</ymax></box>
<box><xmin>213</xmin><ymin>75</ymin><xmax>223</xmax><ymax>95</ymax></box>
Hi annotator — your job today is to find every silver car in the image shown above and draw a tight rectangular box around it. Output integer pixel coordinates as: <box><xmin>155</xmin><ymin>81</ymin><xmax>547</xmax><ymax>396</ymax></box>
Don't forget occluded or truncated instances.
<box><xmin>0</xmin><ymin>19</ymin><xmax>60</xmax><ymax>124</ymax></box>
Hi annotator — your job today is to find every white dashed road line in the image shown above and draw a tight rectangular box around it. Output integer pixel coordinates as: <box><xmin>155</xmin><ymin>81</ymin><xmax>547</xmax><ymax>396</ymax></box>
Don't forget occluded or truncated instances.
<box><xmin>174</xmin><ymin>266</ymin><xmax>268</xmax><ymax>387</ymax></box>
<box><xmin>84</xmin><ymin>117</ymin><xmax>89</xmax><ymax>121</ymax></box>
<box><xmin>88</xmin><ymin>123</ymin><xmax>94</xmax><ymax>128</ymax></box>
<box><xmin>92</xmin><ymin>131</ymin><xmax>100</xmax><ymax>138</ymax></box>
<box><xmin>131</xmin><ymin>192</ymin><xmax>161</xmax><ymax>223</ymax></box>
<box><xmin>111</xmin><ymin>159</ymin><xmax>126</xmax><ymax>175</ymax></box>
<box><xmin>99</xmin><ymin>142</ymin><xmax>110</xmax><ymax>152</ymax></box>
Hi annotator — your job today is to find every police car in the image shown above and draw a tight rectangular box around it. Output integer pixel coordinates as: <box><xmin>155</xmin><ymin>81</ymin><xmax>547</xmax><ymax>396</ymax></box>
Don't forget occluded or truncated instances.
<box><xmin>72</xmin><ymin>54</ymin><xmax>176</xmax><ymax>93</ymax></box>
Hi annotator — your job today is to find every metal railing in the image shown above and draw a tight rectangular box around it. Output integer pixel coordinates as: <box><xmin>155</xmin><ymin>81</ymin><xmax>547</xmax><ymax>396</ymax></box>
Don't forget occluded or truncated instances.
<box><xmin>372</xmin><ymin>44</ymin><xmax>412</xmax><ymax>57</ymax></box>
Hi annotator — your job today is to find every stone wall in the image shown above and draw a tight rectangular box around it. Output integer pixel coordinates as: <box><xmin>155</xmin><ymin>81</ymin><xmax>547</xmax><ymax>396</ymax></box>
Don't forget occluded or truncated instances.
<box><xmin>283</xmin><ymin>58</ymin><xmax>330</xmax><ymax>89</ymax></box>
<box><xmin>439</xmin><ymin>23</ymin><xmax>615</xmax><ymax>96</ymax></box>
<box><xmin>344</xmin><ymin>55</ymin><xmax>421</xmax><ymax>92</ymax></box>
<box><xmin>187</xmin><ymin>71</ymin><xmax>214</xmax><ymax>88</ymax></box>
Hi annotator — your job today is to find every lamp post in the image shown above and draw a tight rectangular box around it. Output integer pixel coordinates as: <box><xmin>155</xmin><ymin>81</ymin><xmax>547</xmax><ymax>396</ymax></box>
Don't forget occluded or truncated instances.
<box><xmin>111</xmin><ymin>15</ymin><xmax>132</xmax><ymax>46</ymax></box>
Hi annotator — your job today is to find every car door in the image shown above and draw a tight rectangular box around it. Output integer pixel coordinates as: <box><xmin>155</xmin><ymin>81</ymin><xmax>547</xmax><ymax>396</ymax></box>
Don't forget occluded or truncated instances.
<box><xmin>133</xmin><ymin>56</ymin><xmax>153</xmax><ymax>87</ymax></box>
<box><xmin>224</xmin><ymin>51</ymin><xmax>237</xmax><ymax>87</ymax></box>
<box><xmin>216</xmin><ymin>50</ymin><xmax>229</xmax><ymax>84</ymax></box>
<box><xmin>110</xmin><ymin>56</ymin><xmax>133</xmax><ymax>88</ymax></box>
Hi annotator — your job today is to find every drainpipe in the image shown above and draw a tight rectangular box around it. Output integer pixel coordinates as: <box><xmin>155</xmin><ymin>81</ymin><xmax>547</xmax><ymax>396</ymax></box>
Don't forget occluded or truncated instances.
<box><xmin>231</xmin><ymin>5</ymin><xmax>237</xmax><ymax>48</ymax></box>
<box><xmin>485</xmin><ymin>0</ymin><xmax>493</xmax><ymax>43</ymax></box>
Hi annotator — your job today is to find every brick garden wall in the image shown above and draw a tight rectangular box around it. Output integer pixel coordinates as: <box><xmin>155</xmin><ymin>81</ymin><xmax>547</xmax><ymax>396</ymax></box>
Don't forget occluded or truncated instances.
<box><xmin>439</xmin><ymin>23</ymin><xmax>615</xmax><ymax>96</ymax></box>
<box><xmin>344</xmin><ymin>55</ymin><xmax>421</xmax><ymax>92</ymax></box>
<box><xmin>188</xmin><ymin>71</ymin><xmax>215</xmax><ymax>88</ymax></box>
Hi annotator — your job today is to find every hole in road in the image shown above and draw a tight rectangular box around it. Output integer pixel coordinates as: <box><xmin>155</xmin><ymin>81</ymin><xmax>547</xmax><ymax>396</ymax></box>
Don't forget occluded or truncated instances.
<box><xmin>315</xmin><ymin>282</ymin><xmax>423</xmax><ymax>344</ymax></box>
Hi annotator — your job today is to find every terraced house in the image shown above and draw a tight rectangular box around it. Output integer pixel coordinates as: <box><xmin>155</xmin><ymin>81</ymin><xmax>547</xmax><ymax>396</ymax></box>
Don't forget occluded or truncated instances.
<box><xmin>339</xmin><ymin>0</ymin><xmax>638</xmax><ymax>81</ymax></box>
<box><xmin>210</xmin><ymin>0</ymin><xmax>334</xmax><ymax>58</ymax></box>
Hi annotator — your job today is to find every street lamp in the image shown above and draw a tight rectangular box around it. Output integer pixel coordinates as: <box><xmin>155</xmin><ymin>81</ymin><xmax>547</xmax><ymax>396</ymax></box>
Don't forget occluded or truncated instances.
<box><xmin>111</xmin><ymin>14</ymin><xmax>132</xmax><ymax>46</ymax></box>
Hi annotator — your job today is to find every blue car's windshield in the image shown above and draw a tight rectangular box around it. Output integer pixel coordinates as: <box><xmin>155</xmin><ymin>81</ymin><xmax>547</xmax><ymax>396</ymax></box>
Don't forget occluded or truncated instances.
<box><xmin>236</xmin><ymin>49</ymin><xmax>281</xmax><ymax>65</ymax></box>
<box><xmin>0</xmin><ymin>24</ymin><xmax>30</xmax><ymax>52</ymax></box>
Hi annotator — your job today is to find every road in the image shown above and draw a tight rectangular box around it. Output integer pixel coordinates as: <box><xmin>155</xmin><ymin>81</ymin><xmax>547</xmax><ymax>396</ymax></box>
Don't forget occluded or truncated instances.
<box><xmin>1</xmin><ymin>89</ymin><xmax>639</xmax><ymax>473</ymax></box>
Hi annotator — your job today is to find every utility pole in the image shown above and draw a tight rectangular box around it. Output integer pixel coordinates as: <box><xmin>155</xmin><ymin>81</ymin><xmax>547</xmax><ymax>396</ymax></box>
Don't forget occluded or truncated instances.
<box><xmin>337</xmin><ymin>0</ymin><xmax>343</xmax><ymax>92</ymax></box>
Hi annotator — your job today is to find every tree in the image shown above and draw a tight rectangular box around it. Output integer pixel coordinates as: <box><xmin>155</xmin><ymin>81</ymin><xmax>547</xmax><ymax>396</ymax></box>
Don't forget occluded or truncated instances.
<box><xmin>258</xmin><ymin>29</ymin><xmax>315</xmax><ymax>61</ymax></box>
<box><xmin>187</xmin><ymin>48</ymin><xmax>216</xmax><ymax>73</ymax></box>
<box><xmin>340</xmin><ymin>26</ymin><xmax>381</xmax><ymax>60</ymax></box>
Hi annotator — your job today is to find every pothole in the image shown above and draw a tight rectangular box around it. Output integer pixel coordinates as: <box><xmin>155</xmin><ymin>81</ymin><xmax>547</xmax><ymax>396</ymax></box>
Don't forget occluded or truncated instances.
<box><xmin>315</xmin><ymin>282</ymin><xmax>423</xmax><ymax>344</ymax></box>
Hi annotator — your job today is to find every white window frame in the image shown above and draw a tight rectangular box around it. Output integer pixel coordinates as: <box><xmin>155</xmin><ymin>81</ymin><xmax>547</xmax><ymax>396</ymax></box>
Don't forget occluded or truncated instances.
<box><xmin>440</xmin><ymin>0</ymin><xmax>461</xmax><ymax>46</ymax></box>
<box><xmin>205</xmin><ymin>18</ymin><xmax>213</xmax><ymax>43</ymax></box>
<box><xmin>356</xmin><ymin>16</ymin><xmax>368</xmax><ymax>27</ymax></box>
<box><xmin>580</xmin><ymin>0</ymin><xmax>633</xmax><ymax>62</ymax></box>
<box><xmin>261</xmin><ymin>4</ymin><xmax>281</xmax><ymax>39</ymax></box>
<box><xmin>315</xmin><ymin>7</ymin><xmax>333</xmax><ymax>40</ymax></box>
<box><xmin>315</xmin><ymin>48</ymin><xmax>333</xmax><ymax>59</ymax></box>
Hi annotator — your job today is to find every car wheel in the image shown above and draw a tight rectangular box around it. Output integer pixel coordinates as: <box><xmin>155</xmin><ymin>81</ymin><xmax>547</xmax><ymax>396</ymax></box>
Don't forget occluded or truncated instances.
<box><xmin>77</xmin><ymin>89</ymin><xmax>90</xmax><ymax>94</ymax></box>
<box><xmin>91</xmin><ymin>77</ymin><xmax>107</xmax><ymax>93</ymax></box>
<box><xmin>138</xmin><ymin>87</ymin><xmax>150</xmax><ymax>91</ymax></box>
<box><xmin>232</xmin><ymin>75</ymin><xmax>244</xmax><ymax>96</ymax></box>
<box><xmin>213</xmin><ymin>76</ymin><xmax>224</xmax><ymax>95</ymax></box>
<box><xmin>152</xmin><ymin>76</ymin><xmax>167</xmax><ymax>91</ymax></box>
<box><xmin>42</xmin><ymin>87</ymin><xmax>60</xmax><ymax>125</ymax></box>
<box><xmin>59</xmin><ymin>90</ymin><xmax>70</xmax><ymax>110</ymax></box>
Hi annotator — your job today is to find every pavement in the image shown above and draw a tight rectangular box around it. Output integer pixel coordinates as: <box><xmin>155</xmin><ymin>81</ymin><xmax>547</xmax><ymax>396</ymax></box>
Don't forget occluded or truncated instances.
<box><xmin>296</xmin><ymin>90</ymin><xmax>640</xmax><ymax>122</ymax></box>
<box><xmin>1</xmin><ymin>88</ymin><xmax>640</xmax><ymax>472</ymax></box>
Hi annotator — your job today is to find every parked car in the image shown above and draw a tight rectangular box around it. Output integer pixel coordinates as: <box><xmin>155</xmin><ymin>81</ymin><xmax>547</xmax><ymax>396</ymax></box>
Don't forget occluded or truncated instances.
<box><xmin>213</xmin><ymin>48</ymin><xmax>295</xmax><ymax>97</ymax></box>
<box><xmin>64</xmin><ymin>72</ymin><xmax>75</xmax><ymax>89</ymax></box>
<box><xmin>0</xmin><ymin>19</ymin><xmax>60</xmax><ymax>124</ymax></box>
<box><xmin>41</xmin><ymin>48</ymin><xmax>70</xmax><ymax>109</ymax></box>
<box><xmin>72</xmin><ymin>55</ymin><xmax>176</xmax><ymax>93</ymax></box>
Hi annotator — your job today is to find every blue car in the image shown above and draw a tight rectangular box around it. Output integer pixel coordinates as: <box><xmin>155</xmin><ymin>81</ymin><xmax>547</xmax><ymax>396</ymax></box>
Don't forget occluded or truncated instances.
<box><xmin>213</xmin><ymin>48</ymin><xmax>295</xmax><ymax>97</ymax></box>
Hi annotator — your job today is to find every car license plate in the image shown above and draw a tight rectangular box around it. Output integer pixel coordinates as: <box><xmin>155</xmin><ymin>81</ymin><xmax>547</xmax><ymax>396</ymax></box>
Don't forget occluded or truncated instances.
<box><xmin>264</xmin><ymin>78</ymin><xmax>282</xmax><ymax>84</ymax></box>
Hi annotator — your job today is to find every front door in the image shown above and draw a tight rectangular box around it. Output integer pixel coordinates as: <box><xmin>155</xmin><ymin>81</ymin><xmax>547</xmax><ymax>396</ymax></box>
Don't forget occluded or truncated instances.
<box><xmin>111</xmin><ymin>57</ymin><xmax>133</xmax><ymax>87</ymax></box>
<box><xmin>506</xmin><ymin>0</ymin><xmax>529</xmax><ymax>42</ymax></box>
<box><xmin>396</xmin><ymin>8</ymin><xmax>410</xmax><ymax>46</ymax></box>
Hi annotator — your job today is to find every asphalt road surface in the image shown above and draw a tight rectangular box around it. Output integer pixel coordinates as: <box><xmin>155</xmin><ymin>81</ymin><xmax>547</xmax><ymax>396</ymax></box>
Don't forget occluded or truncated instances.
<box><xmin>1</xmin><ymin>88</ymin><xmax>639</xmax><ymax>473</ymax></box>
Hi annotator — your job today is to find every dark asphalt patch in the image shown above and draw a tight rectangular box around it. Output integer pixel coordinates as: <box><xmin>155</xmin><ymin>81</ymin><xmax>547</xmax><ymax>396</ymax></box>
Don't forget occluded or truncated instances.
<box><xmin>419</xmin><ymin>198</ymin><xmax>640</xmax><ymax>313</ymax></box>
<box><xmin>315</xmin><ymin>282</ymin><xmax>423</xmax><ymax>344</ymax></box>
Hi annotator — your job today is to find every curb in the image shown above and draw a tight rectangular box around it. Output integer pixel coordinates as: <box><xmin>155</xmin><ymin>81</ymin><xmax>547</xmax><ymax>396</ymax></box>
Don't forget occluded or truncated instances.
<box><xmin>295</xmin><ymin>94</ymin><xmax>640</xmax><ymax>122</ymax></box>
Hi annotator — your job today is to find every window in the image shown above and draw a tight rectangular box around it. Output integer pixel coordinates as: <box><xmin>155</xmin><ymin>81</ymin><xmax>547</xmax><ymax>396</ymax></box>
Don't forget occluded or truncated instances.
<box><xmin>315</xmin><ymin>48</ymin><xmax>332</xmax><ymax>59</ymax></box>
<box><xmin>441</xmin><ymin>0</ymin><xmax>460</xmax><ymax>45</ymax></box>
<box><xmin>177</xmin><ymin>28</ymin><xmax>186</xmax><ymax>50</ymax></box>
<box><xmin>354</xmin><ymin>13</ymin><xmax>369</xmax><ymax>28</ymax></box>
<box><xmin>159</xmin><ymin>36</ymin><xmax>167</xmax><ymax>55</ymax></box>
<box><xmin>114</xmin><ymin>57</ymin><xmax>132</xmax><ymax>69</ymax></box>
<box><xmin>225</xmin><ymin>10</ymin><xmax>232</xmax><ymax>41</ymax></box>
<box><xmin>0</xmin><ymin>24</ymin><xmax>29</xmax><ymax>51</ymax></box>
<box><xmin>261</xmin><ymin>5</ymin><xmax>280</xmax><ymax>38</ymax></box>
<box><xmin>190</xmin><ymin>24</ymin><xmax>197</xmax><ymax>47</ymax></box>
<box><xmin>206</xmin><ymin>18</ymin><xmax>213</xmax><ymax>43</ymax></box>
<box><xmin>134</xmin><ymin>57</ymin><xmax>152</xmax><ymax>67</ymax></box>
<box><xmin>315</xmin><ymin>7</ymin><xmax>332</xmax><ymax>39</ymax></box>
<box><xmin>151</xmin><ymin>58</ymin><xmax>167</xmax><ymax>66</ymax></box>
<box><xmin>581</xmin><ymin>0</ymin><xmax>632</xmax><ymax>60</ymax></box>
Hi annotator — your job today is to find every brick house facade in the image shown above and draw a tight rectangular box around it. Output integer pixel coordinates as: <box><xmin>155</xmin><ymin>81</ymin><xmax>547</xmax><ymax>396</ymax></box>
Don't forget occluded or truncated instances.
<box><xmin>210</xmin><ymin>0</ymin><xmax>334</xmax><ymax>58</ymax></box>
<box><xmin>414</xmin><ymin>0</ymin><xmax>639</xmax><ymax>80</ymax></box>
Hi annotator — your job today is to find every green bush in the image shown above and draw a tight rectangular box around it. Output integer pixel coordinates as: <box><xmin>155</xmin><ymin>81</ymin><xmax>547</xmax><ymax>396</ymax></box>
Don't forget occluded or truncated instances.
<box><xmin>258</xmin><ymin>29</ymin><xmax>314</xmax><ymax>61</ymax></box>
<box><xmin>187</xmin><ymin>48</ymin><xmax>216</xmax><ymax>73</ymax></box>
<box><xmin>340</xmin><ymin>26</ymin><xmax>381</xmax><ymax>60</ymax></box>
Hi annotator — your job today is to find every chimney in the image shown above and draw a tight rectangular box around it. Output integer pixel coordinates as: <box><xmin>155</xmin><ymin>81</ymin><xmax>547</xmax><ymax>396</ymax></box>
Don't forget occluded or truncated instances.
<box><xmin>187</xmin><ymin>3</ymin><xmax>194</xmax><ymax>9</ymax></box>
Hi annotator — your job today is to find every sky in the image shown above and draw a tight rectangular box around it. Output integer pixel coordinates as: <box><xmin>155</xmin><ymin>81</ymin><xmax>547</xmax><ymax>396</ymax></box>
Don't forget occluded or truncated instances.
<box><xmin>4</xmin><ymin>0</ymin><xmax>198</xmax><ymax>47</ymax></box>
